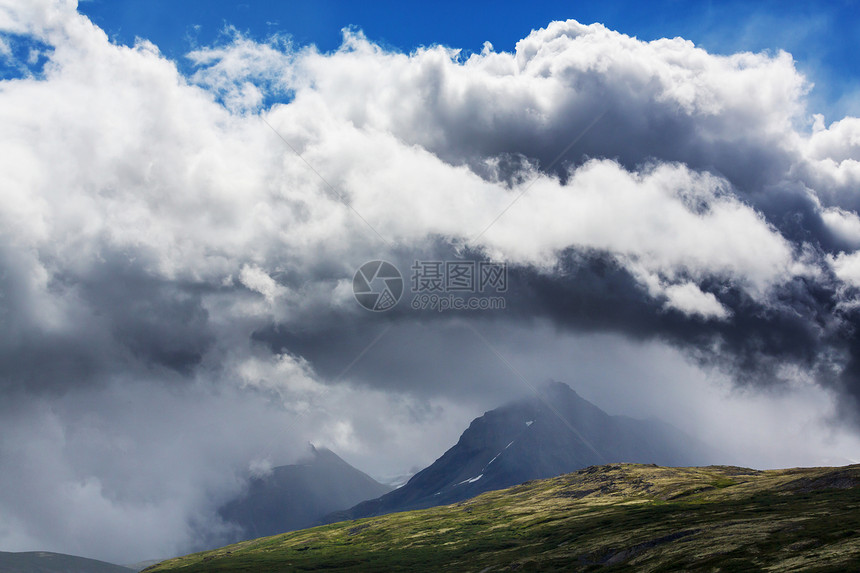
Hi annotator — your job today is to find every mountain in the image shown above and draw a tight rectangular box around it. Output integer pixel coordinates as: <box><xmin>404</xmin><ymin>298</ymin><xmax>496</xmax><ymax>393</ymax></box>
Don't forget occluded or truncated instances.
<box><xmin>0</xmin><ymin>551</ymin><xmax>133</xmax><ymax>573</ymax></box>
<box><xmin>145</xmin><ymin>463</ymin><xmax>860</xmax><ymax>572</ymax></box>
<box><xmin>218</xmin><ymin>445</ymin><xmax>391</xmax><ymax>540</ymax></box>
<box><xmin>327</xmin><ymin>381</ymin><xmax>714</xmax><ymax>522</ymax></box>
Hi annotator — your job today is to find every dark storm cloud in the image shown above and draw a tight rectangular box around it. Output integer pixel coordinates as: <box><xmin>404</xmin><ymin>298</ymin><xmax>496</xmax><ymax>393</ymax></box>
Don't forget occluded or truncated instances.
<box><xmin>0</xmin><ymin>241</ymin><xmax>107</xmax><ymax>394</ymax></box>
<box><xmin>252</xmin><ymin>241</ymin><xmax>857</xmax><ymax>423</ymax></box>
<box><xmin>510</xmin><ymin>253</ymin><xmax>850</xmax><ymax>401</ymax></box>
<box><xmin>73</xmin><ymin>254</ymin><xmax>215</xmax><ymax>375</ymax></box>
<box><xmin>0</xmin><ymin>244</ymin><xmax>217</xmax><ymax>394</ymax></box>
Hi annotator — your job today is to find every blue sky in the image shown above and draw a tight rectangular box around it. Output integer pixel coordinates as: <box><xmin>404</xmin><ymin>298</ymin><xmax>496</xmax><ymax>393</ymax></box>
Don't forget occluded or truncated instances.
<box><xmin>73</xmin><ymin>0</ymin><xmax>860</xmax><ymax>119</ymax></box>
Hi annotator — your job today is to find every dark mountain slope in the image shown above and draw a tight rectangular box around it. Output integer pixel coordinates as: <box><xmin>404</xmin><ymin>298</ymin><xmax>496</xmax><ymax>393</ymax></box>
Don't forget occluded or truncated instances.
<box><xmin>219</xmin><ymin>445</ymin><xmax>391</xmax><ymax>539</ymax></box>
<box><xmin>0</xmin><ymin>551</ymin><xmax>133</xmax><ymax>573</ymax></box>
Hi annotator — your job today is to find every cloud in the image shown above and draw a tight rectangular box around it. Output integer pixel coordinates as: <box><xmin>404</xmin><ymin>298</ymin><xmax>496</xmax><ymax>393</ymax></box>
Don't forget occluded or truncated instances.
<box><xmin>3</xmin><ymin>0</ymin><xmax>860</xmax><ymax>563</ymax></box>
<box><xmin>185</xmin><ymin>27</ymin><xmax>294</xmax><ymax>114</ymax></box>
<box><xmin>662</xmin><ymin>282</ymin><xmax>730</xmax><ymax>319</ymax></box>
<box><xmin>801</xmin><ymin>117</ymin><xmax>860</xmax><ymax>214</ymax></box>
<box><xmin>820</xmin><ymin>205</ymin><xmax>860</xmax><ymax>249</ymax></box>
<box><xmin>288</xmin><ymin>22</ymin><xmax>806</xmax><ymax>197</ymax></box>
<box><xmin>830</xmin><ymin>251</ymin><xmax>860</xmax><ymax>289</ymax></box>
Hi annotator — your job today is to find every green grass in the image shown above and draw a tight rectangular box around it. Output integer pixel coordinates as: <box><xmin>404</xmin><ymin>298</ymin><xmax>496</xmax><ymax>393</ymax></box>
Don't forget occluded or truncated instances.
<box><xmin>145</xmin><ymin>464</ymin><xmax>860</xmax><ymax>572</ymax></box>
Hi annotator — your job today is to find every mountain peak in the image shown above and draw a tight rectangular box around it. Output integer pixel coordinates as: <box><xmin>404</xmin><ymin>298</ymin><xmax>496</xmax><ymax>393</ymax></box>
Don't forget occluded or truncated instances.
<box><xmin>326</xmin><ymin>383</ymin><xmax>715</xmax><ymax>523</ymax></box>
<box><xmin>540</xmin><ymin>379</ymin><xmax>577</xmax><ymax>394</ymax></box>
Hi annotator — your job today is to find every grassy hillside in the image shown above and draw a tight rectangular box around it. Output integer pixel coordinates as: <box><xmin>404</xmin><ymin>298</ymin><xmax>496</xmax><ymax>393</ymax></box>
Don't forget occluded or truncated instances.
<box><xmin>145</xmin><ymin>463</ymin><xmax>860</xmax><ymax>572</ymax></box>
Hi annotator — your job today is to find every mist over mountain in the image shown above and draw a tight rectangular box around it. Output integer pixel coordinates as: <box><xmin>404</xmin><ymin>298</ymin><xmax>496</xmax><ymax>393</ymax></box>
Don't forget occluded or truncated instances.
<box><xmin>219</xmin><ymin>445</ymin><xmax>391</xmax><ymax>540</ymax></box>
<box><xmin>328</xmin><ymin>381</ymin><xmax>714</xmax><ymax>521</ymax></box>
